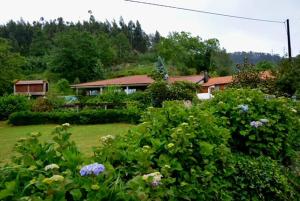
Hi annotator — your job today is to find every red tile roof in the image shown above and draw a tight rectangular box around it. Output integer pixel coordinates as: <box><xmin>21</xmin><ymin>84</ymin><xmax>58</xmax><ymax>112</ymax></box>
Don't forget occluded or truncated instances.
<box><xmin>72</xmin><ymin>75</ymin><xmax>154</xmax><ymax>88</ymax></box>
<box><xmin>169</xmin><ymin>75</ymin><xmax>204</xmax><ymax>83</ymax></box>
<box><xmin>15</xmin><ymin>80</ymin><xmax>46</xmax><ymax>85</ymax></box>
<box><xmin>260</xmin><ymin>70</ymin><xmax>275</xmax><ymax>79</ymax></box>
<box><xmin>201</xmin><ymin>76</ymin><xmax>233</xmax><ymax>87</ymax></box>
<box><xmin>72</xmin><ymin>74</ymin><xmax>204</xmax><ymax>88</ymax></box>
<box><xmin>201</xmin><ymin>71</ymin><xmax>274</xmax><ymax>87</ymax></box>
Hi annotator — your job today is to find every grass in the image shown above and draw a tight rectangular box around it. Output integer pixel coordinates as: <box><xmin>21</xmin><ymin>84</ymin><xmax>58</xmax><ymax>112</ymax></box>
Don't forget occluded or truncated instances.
<box><xmin>106</xmin><ymin>62</ymin><xmax>183</xmax><ymax>78</ymax></box>
<box><xmin>0</xmin><ymin>121</ymin><xmax>134</xmax><ymax>164</ymax></box>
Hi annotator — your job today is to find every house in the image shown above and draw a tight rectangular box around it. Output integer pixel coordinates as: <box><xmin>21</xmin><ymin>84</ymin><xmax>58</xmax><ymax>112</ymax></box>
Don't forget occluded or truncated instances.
<box><xmin>71</xmin><ymin>74</ymin><xmax>205</xmax><ymax>95</ymax></box>
<box><xmin>201</xmin><ymin>76</ymin><xmax>233</xmax><ymax>93</ymax></box>
<box><xmin>197</xmin><ymin>71</ymin><xmax>274</xmax><ymax>99</ymax></box>
<box><xmin>14</xmin><ymin>80</ymin><xmax>49</xmax><ymax>97</ymax></box>
<box><xmin>197</xmin><ymin>76</ymin><xmax>233</xmax><ymax>99</ymax></box>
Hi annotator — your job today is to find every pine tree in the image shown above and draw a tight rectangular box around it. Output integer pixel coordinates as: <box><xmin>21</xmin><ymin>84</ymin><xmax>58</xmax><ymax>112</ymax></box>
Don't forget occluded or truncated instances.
<box><xmin>152</xmin><ymin>56</ymin><xmax>168</xmax><ymax>81</ymax></box>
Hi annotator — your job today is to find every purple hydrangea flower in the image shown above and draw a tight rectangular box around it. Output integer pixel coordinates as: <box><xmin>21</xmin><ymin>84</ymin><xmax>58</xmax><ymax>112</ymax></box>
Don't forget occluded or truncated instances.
<box><xmin>238</xmin><ymin>104</ymin><xmax>249</xmax><ymax>112</ymax></box>
<box><xmin>80</xmin><ymin>163</ymin><xmax>105</xmax><ymax>176</ymax></box>
<box><xmin>250</xmin><ymin>121</ymin><xmax>263</xmax><ymax>128</ymax></box>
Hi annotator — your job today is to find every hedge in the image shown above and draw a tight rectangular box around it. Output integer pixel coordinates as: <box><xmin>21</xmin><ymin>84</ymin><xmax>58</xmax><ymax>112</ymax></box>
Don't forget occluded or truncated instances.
<box><xmin>0</xmin><ymin>95</ymin><xmax>30</xmax><ymax>120</ymax></box>
<box><xmin>8</xmin><ymin>109</ymin><xmax>141</xmax><ymax>125</ymax></box>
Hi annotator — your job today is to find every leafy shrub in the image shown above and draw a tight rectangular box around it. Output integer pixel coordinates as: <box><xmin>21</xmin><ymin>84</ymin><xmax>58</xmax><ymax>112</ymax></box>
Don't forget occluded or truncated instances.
<box><xmin>93</xmin><ymin>101</ymin><xmax>296</xmax><ymax>200</ymax></box>
<box><xmin>1</xmin><ymin>89</ymin><xmax>299</xmax><ymax>200</ymax></box>
<box><xmin>277</xmin><ymin>56</ymin><xmax>300</xmax><ymax>97</ymax></box>
<box><xmin>0</xmin><ymin>125</ymin><xmax>107</xmax><ymax>200</ymax></box>
<box><xmin>31</xmin><ymin>96</ymin><xmax>65</xmax><ymax>112</ymax></box>
<box><xmin>127</xmin><ymin>91</ymin><xmax>151</xmax><ymax>109</ymax></box>
<box><xmin>31</xmin><ymin>97</ymin><xmax>54</xmax><ymax>112</ymax></box>
<box><xmin>169</xmin><ymin>81</ymin><xmax>198</xmax><ymax>100</ymax></box>
<box><xmin>230</xmin><ymin>154</ymin><xmax>294</xmax><ymax>200</ymax></box>
<box><xmin>146</xmin><ymin>81</ymin><xmax>170</xmax><ymax>107</ymax></box>
<box><xmin>86</xmin><ymin>87</ymin><xmax>127</xmax><ymax>109</ymax></box>
<box><xmin>55</xmin><ymin>78</ymin><xmax>72</xmax><ymax>95</ymax></box>
<box><xmin>0</xmin><ymin>95</ymin><xmax>30</xmax><ymax>120</ymax></box>
<box><xmin>205</xmin><ymin>88</ymin><xmax>300</xmax><ymax>165</ymax></box>
<box><xmin>9</xmin><ymin>109</ymin><xmax>140</xmax><ymax>125</ymax></box>
<box><xmin>146</xmin><ymin>81</ymin><xmax>197</xmax><ymax>107</ymax></box>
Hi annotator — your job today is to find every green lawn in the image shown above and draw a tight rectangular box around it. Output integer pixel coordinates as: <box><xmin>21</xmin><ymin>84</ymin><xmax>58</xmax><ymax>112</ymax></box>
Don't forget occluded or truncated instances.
<box><xmin>0</xmin><ymin>121</ymin><xmax>134</xmax><ymax>164</ymax></box>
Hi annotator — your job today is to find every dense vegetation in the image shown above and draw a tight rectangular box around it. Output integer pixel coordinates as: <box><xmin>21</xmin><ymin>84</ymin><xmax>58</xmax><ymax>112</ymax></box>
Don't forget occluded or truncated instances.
<box><xmin>0</xmin><ymin>16</ymin><xmax>285</xmax><ymax>96</ymax></box>
<box><xmin>0</xmin><ymin>89</ymin><xmax>299</xmax><ymax>200</ymax></box>
<box><xmin>229</xmin><ymin>51</ymin><xmax>281</xmax><ymax>65</ymax></box>
<box><xmin>8</xmin><ymin>109</ymin><xmax>140</xmax><ymax>125</ymax></box>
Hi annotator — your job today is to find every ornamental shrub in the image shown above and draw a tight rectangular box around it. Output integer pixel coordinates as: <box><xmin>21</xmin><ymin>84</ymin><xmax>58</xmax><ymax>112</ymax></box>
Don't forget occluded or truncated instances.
<box><xmin>205</xmin><ymin>88</ymin><xmax>300</xmax><ymax>165</ymax></box>
<box><xmin>0</xmin><ymin>124</ymin><xmax>118</xmax><ymax>200</ymax></box>
<box><xmin>230</xmin><ymin>154</ymin><xmax>294</xmax><ymax>200</ymax></box>
<box><xmin>146</xmin><ymin>81</ymin><xmax>197</xmax><ymax>107</ymax></box>
<box><xmin>93</xmin><ymin>101</ymin><xmax>296</xmax><ymax>200</ymax></box>
<box><xmin>31</xmin><ymin>96</ymin><xmax>65</xmax><ymax>112</ymax></box>
<box><xmin>9</xmin><ymin>109</ymin><xmax>141</xmax><ymax>125</ymax></box>
<box><xmin>94</xmin><ymin>101</ymin><xmax>234</xmax><ymax>200</ymax></box>
<box><xmin>0</xmin><ymin>95</ymin><xmax>30</xmax><ymax>120</ymax></box>
<box><xmin>1</xmin><ymin>89</ymin><xmax>299</xmax><ymax>200</ymax></box>
<box><xmin>86</xmin><ymin>87</ymin><xmax>127</xmax><ymax>109</ymax></box>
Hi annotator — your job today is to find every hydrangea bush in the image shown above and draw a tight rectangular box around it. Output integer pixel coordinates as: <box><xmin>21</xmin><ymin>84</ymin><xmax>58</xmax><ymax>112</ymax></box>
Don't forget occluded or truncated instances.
<box><xmin>0</xmin><ymin>89</ymin><xmax>299</xmax><ymax>200</ymax></box>
<box><xmin>205</xmin><ymin>88</ymin><xmax>300</xmax><ymax>164</ymax></box>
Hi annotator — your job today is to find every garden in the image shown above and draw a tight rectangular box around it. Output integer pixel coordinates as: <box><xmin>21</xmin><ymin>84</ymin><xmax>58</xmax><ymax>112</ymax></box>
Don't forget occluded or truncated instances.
<box><xmin>0</xmin><ymin>88</ymin><xmax>299</xmax><ymax>200</ymax></box>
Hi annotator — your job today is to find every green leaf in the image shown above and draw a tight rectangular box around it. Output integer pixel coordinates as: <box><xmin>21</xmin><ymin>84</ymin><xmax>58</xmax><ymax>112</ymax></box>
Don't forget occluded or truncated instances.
<box><xmin>249</xmin><ymin>135</ymin><xmax>256</xmax><ymax>140</ymax></box>
<box><xmin>0</xmin><ymin>181</ymin><xmax>16</xmax><ymax>200</ymax></box>
<box><xmin>70</xmin><ymin>189</ymin><xmax>82</xmax><ymax>200</ymax></box>
<box><xmin>199</xmin><ymin>141</ymin><xmax>214</xmax><ymax>157</ymax></box>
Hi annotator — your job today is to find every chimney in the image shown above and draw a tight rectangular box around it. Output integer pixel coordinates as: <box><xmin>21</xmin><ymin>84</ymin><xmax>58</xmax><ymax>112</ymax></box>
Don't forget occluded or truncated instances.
<box><xmin>204</xmin><ymin>71</ymin><xmax>209</xmax><ymax>83</ymax></box>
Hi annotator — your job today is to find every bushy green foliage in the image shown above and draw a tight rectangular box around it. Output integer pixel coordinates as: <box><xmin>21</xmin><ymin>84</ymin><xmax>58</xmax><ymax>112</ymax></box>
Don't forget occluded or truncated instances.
<box><xmin>31</xmin><ymin>97</ymin><xmax>54</xmax><ymax>112</ymax></box>
<box><xmin>231</xmin><ymin>61</ymin><xmax>279</xmax><ymax>96</ymax></box>
<box><xmin>147</xmin><ymin>81</ymin><xmax>197</xmax><ymax>107</ymax></box>
<box><xmin>86</xmin><ymin>87</ymin><xmax>127</xmax><ymax>109</ymax></box>
<box><xmin>9</xmin><ymin>109</ymin><xmax>140</xmax><ymax>125</ymax></box>
<box><xmin>0</xmin><ymin>38</ymin><xmax>25</xmax><ymax>95</ymax></box>
<box><xmin>230</xmin><ymin>155</ymin><xmax>293</xmax><ymax>200</ymax></box>
<box><xmin>1</xmin><ymin>89</ymin><xmax>299</xmax><ymax>200</ymax></box>
<box><xmin>206</xmin><ymin>89</ymin><xmax>300</xmax><ymax>164</ymax></box>
<box><xmin>150</xmin><ymin>56</ymin><xmax>168</xmax><ymax>81</ymax></box>
<box><xmin>0</xmin><ymin>125</ymin><xmax>88</xmax><ymax>200</ymax></box>
<box><xmin>0</xmin><ymin>95</ymin><xmax>30</xmax><ymax>120</ymax></box>
<box><xmin>127</xmin><ymin>91</ymin><xmax>151</xmax><ymax>109</ymax></box>
<box><xmin>31</xmin><ymin>97</ymin><xmax>65</xmax><ymax>112</ymax></box>
<box><xmin>50</xmin><ymin>30</ymin><xmax>104</xmax><ymax>82</ymax></box>
<box><xmin>94</xmin><ymin>102</ymin><xmax>235</xmax><ymax>200</ymax></box>
<box><xmin>93</xmin><ymin>100</ymin><xmax>296</xmax><ymax>200</ymax></box>
<box><xmin>55</xmin><ymin>79</ymin><xmax>72</xmax><ymax>95</ymax></box>
<box><xmin>157</xmin><ymin>32</ymin><xmax>220</xmax><ymax>74</ymax></box>
<box><xmin>277</xmin><ymin>56</ymin><xmax>300</xmax><ymax>97</ymax></box>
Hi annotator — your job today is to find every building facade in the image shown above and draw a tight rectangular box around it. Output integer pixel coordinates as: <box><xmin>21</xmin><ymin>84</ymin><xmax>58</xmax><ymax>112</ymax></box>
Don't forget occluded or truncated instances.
<box><xmin>14</xmin><ymin>80</ymin><xmax>49</xmax><ymax>97</ymax></box>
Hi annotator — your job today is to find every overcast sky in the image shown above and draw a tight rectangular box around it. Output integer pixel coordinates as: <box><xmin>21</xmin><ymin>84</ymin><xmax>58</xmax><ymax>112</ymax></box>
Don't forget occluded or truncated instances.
<box><xmin>1</xmin><ymin>0</ymin><xmax>299</xmax><ymax>56</ymax></box>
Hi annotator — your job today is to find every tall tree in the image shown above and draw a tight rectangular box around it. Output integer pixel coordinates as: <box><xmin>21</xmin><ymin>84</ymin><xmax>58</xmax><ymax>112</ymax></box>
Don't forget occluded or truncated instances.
<box><xmin>50</xmin><ymin>30</ymin><xmax>103</xmax><ymax>82</ymax></box>
<box><xmin>211</xmin><ymin>49</ymin><xmax>233</xmax><ymax>76</ymax></box>
<box><xmin>132</xmin><ymin>21</ymin><xmax>149</xmax><ymax>53</ymax></box>
<box><xmin>112</xmin><ymin>32</ymin><xmax>131</xmax><ymax>63</ymax></box>
<box><xmin>0</xmin><ymin>38</ymin><xmax>25</xmax><ymax>95</ymax></box>
<box><xmin>277</xmin><ymin>56</ymin><xmax>300</xmax><ymax>97</ymax></box>
<box><xmin>96</xmin><ymin>34</ymin><xmax>117</xmax><ymax>67</ymax></box>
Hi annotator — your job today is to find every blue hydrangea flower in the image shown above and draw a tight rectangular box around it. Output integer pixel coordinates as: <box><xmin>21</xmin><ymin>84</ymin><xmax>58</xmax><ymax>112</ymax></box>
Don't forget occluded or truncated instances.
<box><xmin>80</xmin><ymin>163</ymin><xmax>105</xmax><ymax>176</ymax></box>
<box><xmin>238</xmin><ymin>104</ymin><xmax>249</xmax><ymax>112</ymax></box>
<box><xmin>250</xmin><ymin>121</ymin><xmax>263</xmax><ymax>128</ymax></box>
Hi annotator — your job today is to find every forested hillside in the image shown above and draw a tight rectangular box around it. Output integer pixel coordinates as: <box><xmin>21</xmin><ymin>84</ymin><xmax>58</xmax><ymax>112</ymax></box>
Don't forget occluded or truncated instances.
<box><xmin>0</xmin><ymin>15</ymin><xmax>282</xmax><ymax>95</ymax></box>
<box><xmin>229</xmin><ymin>51</ymin><xmax>282</xmax><ymax>64</ymax></box>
